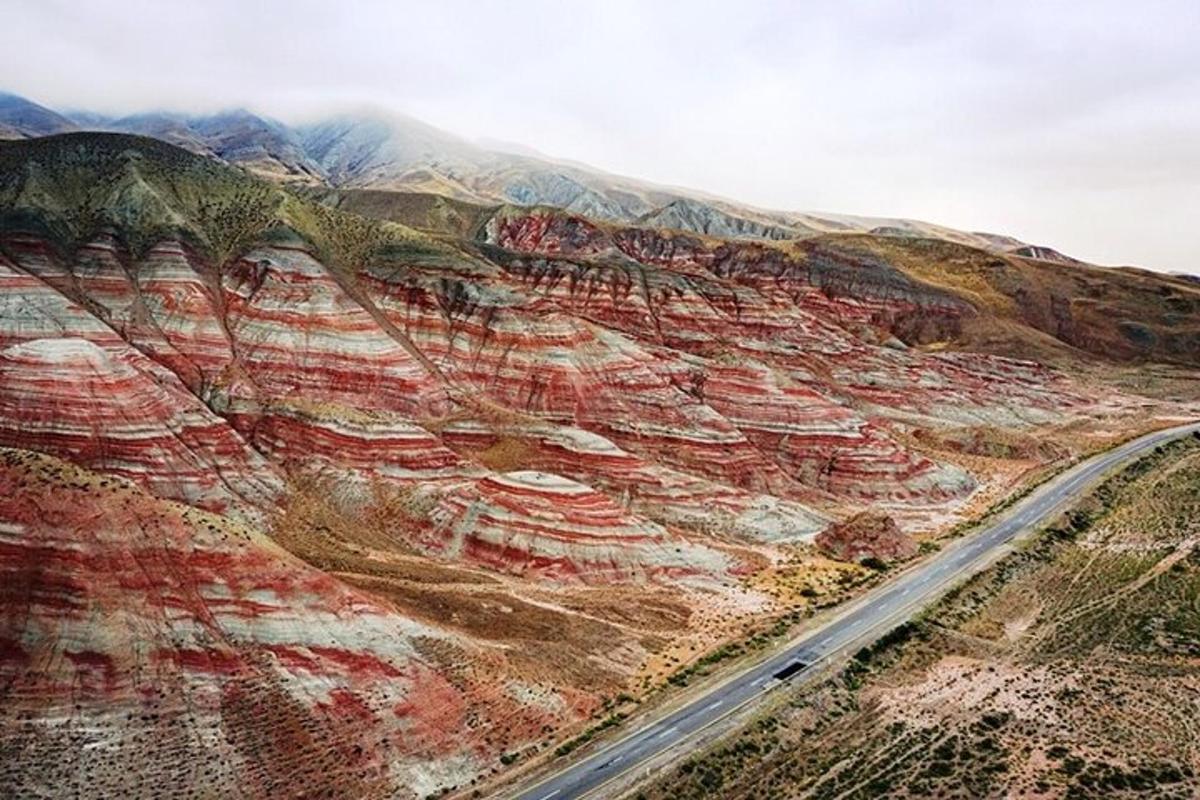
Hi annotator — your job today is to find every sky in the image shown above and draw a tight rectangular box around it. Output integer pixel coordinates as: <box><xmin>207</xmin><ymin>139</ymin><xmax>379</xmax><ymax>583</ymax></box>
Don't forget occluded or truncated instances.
<box><xmin>4</xmin><ymin>0</ymin><xmax>1198</xmax><ymax>273</ymax></box>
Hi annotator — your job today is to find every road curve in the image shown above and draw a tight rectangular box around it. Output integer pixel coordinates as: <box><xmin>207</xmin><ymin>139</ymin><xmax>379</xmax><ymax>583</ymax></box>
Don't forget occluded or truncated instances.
<box><xmin>513</xmin><ymin>421</ymin><xmax>1200</xmax><ymax>800</ymax></box>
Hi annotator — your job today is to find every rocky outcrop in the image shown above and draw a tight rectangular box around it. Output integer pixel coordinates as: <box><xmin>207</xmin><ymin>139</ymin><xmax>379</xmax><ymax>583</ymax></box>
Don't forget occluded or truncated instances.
<box><xmin>911</xmin><ymin>425</ymin><xmax>1069</xmax><ymax>461</ymax></box>
<box><xmin>814</xmin><ymin>512</ymin><xmax>917</xmax><ymax>564</ymax></box>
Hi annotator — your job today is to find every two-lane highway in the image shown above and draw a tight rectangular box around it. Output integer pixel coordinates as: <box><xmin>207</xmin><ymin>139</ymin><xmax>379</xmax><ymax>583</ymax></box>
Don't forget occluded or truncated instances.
<box><xmin>514</xmin><ymin>421</ymin><xmax>1200</xmax><ymax>800</ymax></box>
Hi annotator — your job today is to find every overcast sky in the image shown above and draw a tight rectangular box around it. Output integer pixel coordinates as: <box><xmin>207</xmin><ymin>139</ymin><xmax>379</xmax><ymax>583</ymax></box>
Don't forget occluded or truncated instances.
<box><xmin>4</xmin><ymin>0</ymin><xmax>1198</xmax><ymax>273</ymax></box>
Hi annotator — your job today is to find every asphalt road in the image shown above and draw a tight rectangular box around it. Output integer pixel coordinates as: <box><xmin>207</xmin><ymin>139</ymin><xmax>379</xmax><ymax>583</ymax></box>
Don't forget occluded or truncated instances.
<box><xmin>514</xmin><ymin>421</ymin><xmax>1200</xmax><ymax>800</ymax></box>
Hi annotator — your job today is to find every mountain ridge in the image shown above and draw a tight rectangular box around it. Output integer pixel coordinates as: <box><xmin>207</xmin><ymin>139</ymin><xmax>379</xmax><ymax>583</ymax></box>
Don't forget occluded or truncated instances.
<box><xmin>1</xmin><ymin>128</ymin><xmax>1197</xmax><ymax>800</ymax></box>
<box><xmin>4</xmin><ymin>132</ymin><xmax>1197</xmax><ymax>368</ymax></box>
<box><xmin>0</xmin><ymin>89</ymin><xmax>1110</xmax><ymax>269</ymax></box>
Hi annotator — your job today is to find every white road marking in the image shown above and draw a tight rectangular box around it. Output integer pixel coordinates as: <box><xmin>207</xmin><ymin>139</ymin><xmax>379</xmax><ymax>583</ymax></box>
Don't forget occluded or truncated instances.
<box><xmin>705</xmin><ymin>699</ymin><xmax>724</xmax><ymax>711</ymax></box>
<box><xmin>537</xmin><ymin>790</ymin><xmax>560</xmax><ymax>800</ymax></box>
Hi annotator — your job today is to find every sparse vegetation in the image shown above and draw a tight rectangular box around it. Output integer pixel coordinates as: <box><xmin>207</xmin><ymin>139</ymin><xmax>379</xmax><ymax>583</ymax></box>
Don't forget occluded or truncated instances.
<box><xmin>2</xmin><ymin>131</ymin><xmax>1198</xmax><ymax>800</ymax></box>
<box><xmin>642</xmin><ymin>435</ymin><xmax>1200</xmax><ymax>799</ymax></box>
<box><xmin>553</xmin><ymin>712</ymin><xmax>627</xmax><ymax>758</ymax></box>
<box><xmin>0</xmin><ymin>132</ymin><xmax>439</xmax><ymax>271</ymax></box>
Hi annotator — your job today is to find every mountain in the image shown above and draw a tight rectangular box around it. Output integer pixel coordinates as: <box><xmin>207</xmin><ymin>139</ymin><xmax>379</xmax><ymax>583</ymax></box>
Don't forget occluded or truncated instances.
<box><xmin>184</xmin><ymin>109</ymin><xmax>325</xmax><ymax>183</ymax></box>
<box><xmin>103</xmin><ymin>111</ymin><xmax>214</xmax><ymax>153</ymax></box>
<box><xmin>296</xmin><ymin>109</ymin><xmax>691</xmax><ymax>219</ymax></box>
<box><xmin>1009</xmin><ymin>243</ymin><xmax>1084</xmax><ymax>265</ymax></box>
<box><xmin>637</xmin><ymin>197</ymin><xmax>806</xmax><ymax>240</ymax></box>
<box><xmin>68</xmin><ymin>106</ymin><xmax>327</xmax><ymax>185</ymax></box>
<box><xmin>0</xmin><ymin>91</ymin><xmax>78</xmax><ymax>139</ymax></box>
<box><xmin>298</xmin><ymin>112</ymin><xmax>480</xmax><ymax>187</ymax></box>
<box><xmin>2</xmin><ymin>90</ymin><xmax>1119</xmax><ymax>266</ymax></box>
<box><xmin>0</xmin><ymin>132</ymin><xmax>1196</xmax><ymax>798</ymax></box>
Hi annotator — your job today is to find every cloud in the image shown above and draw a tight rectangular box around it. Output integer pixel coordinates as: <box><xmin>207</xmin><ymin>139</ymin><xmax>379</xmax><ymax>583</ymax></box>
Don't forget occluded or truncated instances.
<box><xmin>3</xmin><ymin>0</ymin><xmax>1197</xmax><ymax>272</ymax></box>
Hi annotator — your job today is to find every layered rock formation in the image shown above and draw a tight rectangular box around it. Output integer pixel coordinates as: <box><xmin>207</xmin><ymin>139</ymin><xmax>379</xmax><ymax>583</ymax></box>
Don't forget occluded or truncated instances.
<box><xmin>438</xmin><ymin>420</ymin><xmax>827</xmax><ymax>541</ymax></box>
<box><xmin>0</xmin><ymin>136</ymin><xmax>1111</xmax><ymax>536</ymax></box>
<box><xmin>1</xmin><ymin>132</ymin><xmax>1192</xmax><ymax>799</ymax></box>
<box><xmin>0</xmin><ymin>338</ymin><xmax>283</xmax><ymax>524</ymax></box>
<box><xmin>814</xmin><ymin>512</ymin><xmax>918</xmax><ymax>564</ymax></box>
<box><xmin>0</xmin><ymin>449</ymin><xmax>579</xmax><ymax>799</ymax></box>
<box><xmin>421</xmin><ymin>470</ymin><xmax>733</xmax><ymax>583</ymax></box>
<box><xmin>219</xmin><ymin>244</ymin><xmax>453</xmax><ymax>427</ymax></box>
